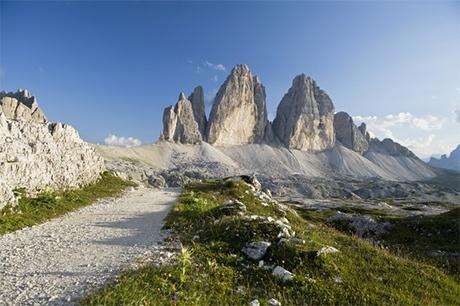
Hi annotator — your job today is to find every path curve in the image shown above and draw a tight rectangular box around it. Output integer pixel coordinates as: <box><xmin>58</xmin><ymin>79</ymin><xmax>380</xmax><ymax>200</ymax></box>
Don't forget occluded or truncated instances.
<box><xmin>0</xmin><ymin>187</ymin><xmax>179</xmax><ymax>305</ymax></box>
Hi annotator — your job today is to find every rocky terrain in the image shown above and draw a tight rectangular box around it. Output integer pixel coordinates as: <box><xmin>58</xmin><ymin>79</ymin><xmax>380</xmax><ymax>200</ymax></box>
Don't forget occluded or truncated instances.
<box><xmin>429</xmin><ymin>145</ymin><xmax>460</xmax><ymax>172</ymax></box>
<box><xmin>0</xmin><ymin>91</ymin><xmax>105</xmax><ymax>208</ymax></box>
<box><xmin>98</xmin><ymin>64</ymin><xmax>459</xmax><ymax>203</ymax></box>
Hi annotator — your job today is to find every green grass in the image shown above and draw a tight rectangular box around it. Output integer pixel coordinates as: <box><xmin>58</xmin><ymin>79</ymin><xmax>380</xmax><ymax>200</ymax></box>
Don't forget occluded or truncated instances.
<box><xmin>84</xmin><ymin>180</ymin><xmax>460</xmax><ymax>306</ymax></box>
<box><xmin>0</xmin><ymin>172</ymin><xmax>136</xmax><ymax>235</ymax></box>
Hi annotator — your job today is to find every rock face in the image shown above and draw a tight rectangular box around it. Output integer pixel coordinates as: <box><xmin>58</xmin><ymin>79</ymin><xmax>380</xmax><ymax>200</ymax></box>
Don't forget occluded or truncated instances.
<box><xmin>206</xmin><ymin>64</ymin><xmax>269</xmax><ymax>146</ymax></box>
<box><xmin>334</xmin><ymin>112</ymin><xmax>369</xmax><ymax>154</ymax></box>
<box><xmin>161</xmin><ymin>93</ymin><xmax>202</xmax><ymax>144</ymax></box>
<box><xmin>272</xmin><ymin>74</ymin><xmax>335</xmax><ymax>151</ymax></box>
<box><xmin>429</xmin><ymin>145</ymin><xmax>460</xmax><ymax>172</ymax></box>
<box><xmin>358</xmin><ymin>122</ymin><xmax>371</xmax><ymax>142</ymax></box>
<box><xmin>0</xmin><ymin>91</ymin><xmax>105</xmax><ymax>208</ymax></box>
<box><xmin>0</xmin><ymin>89</ymin><xmax>47</xmax><ymax>123</ymax></box>
<box><xmin>188</xmin><ymin>86</ymin><xmax>207</xmax><ymax>140</ymax></box>
<box><xmin>368</xmin><ymin>138</ymin><xmax>417</xmax><ymax>158</ymax></box>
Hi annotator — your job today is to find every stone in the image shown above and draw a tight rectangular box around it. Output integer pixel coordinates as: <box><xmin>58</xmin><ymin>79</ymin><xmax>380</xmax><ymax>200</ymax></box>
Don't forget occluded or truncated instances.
<box><xmin>272</xmin><ymin>266</ymin><xmax>294</xmax><ymax>282</ymax></box>
<box><xmin>272</xmin><ymin>74</ymin><xmax>335</xmax><ymax>151</ymax></box>
<box><xmin>147</xmin><ymin>174</ymin><xmax>166</xmax><ymax>188</ymax></box>
<box><xmin>268</xmin><ymin>298</ymin><xmax>282</xmax><ymax>306</ymax></box>
<box><xmin>316</xmin><ymin>246</ymin><xmax>340</xmax><ymax>256</ymax></box>
<box><xmin>220</xmin><ymin>199</ymin><xmax>247</xmax><ymax>214</ymax></box>
<box><xmin>327</xmin><ymin>211</ymin><xmax>391</xmax><ymax>237</ymax></box>
<box><xmin>188</xmin><ymin>86</ymin><xmax>207</xmax><ymax>139</ymax></box>
<box><xmin>334</xmin><ymin>111</ymin><xmax>369</xmax><ymax>154</ymax></box>
<box><xmin>0</xmin><ymin>89</ymin><xmax>47</xmax><ymax>124</ymax></box>
<box><xmin>207</xmin><ymin>64</ymin><xmax>269</xmax><ymax>145</ymax></box>
<box><xmin>249</xmin><ymin>299</ymin><xmax>260</xmax><ymax>306</ymax></box>
<box><xmin>0</xmin><ymin>113</ymin><xmax>105</xmax><ymax>208</ymax></box>
<box><xmin>161</xmin><ymin>93</ymin><xmax>202</xmax><ymax>144</ymax></box>
<box><xmin>242</xmin><ymin>241</ymin><xmax>271</xmax><ymax>260</ymax></box>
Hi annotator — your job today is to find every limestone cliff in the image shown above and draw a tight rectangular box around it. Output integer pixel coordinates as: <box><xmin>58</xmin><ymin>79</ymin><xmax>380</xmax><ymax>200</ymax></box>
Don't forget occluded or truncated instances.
<box><xmin>334</xmin><ymin>112</ymin><xmax>369</xmax><ymax>154</ymax></box>
<box><xmin>272</xmin><ymin>74</ymin><xmax>335</xmax><ymax>151</ymax></box>
<box><xmin>0</xmin><ymin>90</ymin><xmax>105</xmax><ymax>208</ymax></box>
<box><xmin>0</xmin><ymin>89</ymin><xmax>47</xmax><ymax>123</ymax></box>
<box><xmin>161</xmin><ymin>93</ymin><xmax>202</xmax><ymax>144</ymax></box>
<box><xmin>206</xmin><ymin>64</ymin><xmax>269</xmax><ymax>146</ymax></box>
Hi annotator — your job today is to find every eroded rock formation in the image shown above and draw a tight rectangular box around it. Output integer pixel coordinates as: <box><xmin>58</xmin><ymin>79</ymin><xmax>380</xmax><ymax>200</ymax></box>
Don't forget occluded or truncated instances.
<box><xmin>368</xmin><ymin>138</ymin><xmax>417</xmax><ymax>158</ymax></box>
<box><xmin>161</xmin><ymin>93</ymin><xmax>202</xmax><ymax>144</ymax></box>
<box><xmin>0</xmin><ymin>91</ymin><xmax>105</xmax><ymax>208</ymax></box>
<box><xmin>334</xmin><ymin>111</ymin><xmax>369</xmax><ymax>154</ymax></box>
<box><xmin>188</xmin><ymin>86</ymin><xmax>207</xmax><ymax>140</ymax></box>
<box><xmin>206</xmin><ymin>64</ymin><xmax>269</xmax><ymax>146</ymax></box>
<box><xmin>272</xmin><ymin>74</ymin><xmax>335</xmax><ymax>151</ymax></box>
<box><xmin>0</xmin><ymin>89</ymin><xmax>47</xmax><ymax>123</ymax></box>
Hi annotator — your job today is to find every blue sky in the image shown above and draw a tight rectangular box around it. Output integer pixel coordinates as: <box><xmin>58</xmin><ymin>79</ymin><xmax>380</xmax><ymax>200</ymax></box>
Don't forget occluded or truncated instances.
<box><xmin>1</xmin><ymin>1</ymin><xmax>459</xmax><ymax>157</ymax></box>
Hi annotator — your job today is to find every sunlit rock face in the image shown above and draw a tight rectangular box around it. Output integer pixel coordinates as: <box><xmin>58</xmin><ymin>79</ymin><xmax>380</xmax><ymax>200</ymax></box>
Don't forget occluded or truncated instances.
<box><xmin>206</xmin><ymin>64</ymin><xmax>269</xmax><ymax>146</ymax></box>
<box><xmin>334</xmin><ymin>111</ymin><xmax>369</xmax><ymax>155</ymax></box>
<box><xmin>0</xmin><ymin>89</ymin><xmax>47</xmax><ymax>123</ymax></box>
<box><xmin>161</xmin><ymin>93</ymin><xmax>202</xmax><ymax>144</ymax></box>
<box><xmin>0</xmin><ymin>103</ymin><xmax>104</xmax><ymax>209</ymax></box>
<box><xmin>272</xmin><ymin>74</ymin><xmax>335</xmax><ymax>151</ymax></box>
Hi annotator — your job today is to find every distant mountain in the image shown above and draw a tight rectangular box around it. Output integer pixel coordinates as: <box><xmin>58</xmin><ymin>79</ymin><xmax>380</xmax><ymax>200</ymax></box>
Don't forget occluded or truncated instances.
<box><xmin>429</xmin><ymin>145</ymin><xmax>460</xmax><ymax>172</ymax></box>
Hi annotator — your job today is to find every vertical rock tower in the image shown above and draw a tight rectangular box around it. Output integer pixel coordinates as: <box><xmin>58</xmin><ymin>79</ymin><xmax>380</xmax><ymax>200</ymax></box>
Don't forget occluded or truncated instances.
<box><xmin>334</xmin><ymin>111</ymin><xmax>369</xmax><ymax>155</ymax></box>
<box><xmin>272</xmin><ymin>74</ymin><xmax>335</xmax><ymax>151</ymax></box>
<box><xmin>206</xmin><ymin>64</ymin><xmax>269</xmax><ymax>146</ymax></box>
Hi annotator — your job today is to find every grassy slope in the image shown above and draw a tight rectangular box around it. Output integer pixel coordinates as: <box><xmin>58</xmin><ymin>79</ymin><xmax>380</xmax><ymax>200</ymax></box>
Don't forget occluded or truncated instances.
<box><xmin>0</xmin><ymin>172</ymin><xmax>136</xmax><ymax>235</ymax></box>
<box><xmin>84</xmin><ymin>180</ymin><xmax>460</xmax><ymax>305</ymax></box>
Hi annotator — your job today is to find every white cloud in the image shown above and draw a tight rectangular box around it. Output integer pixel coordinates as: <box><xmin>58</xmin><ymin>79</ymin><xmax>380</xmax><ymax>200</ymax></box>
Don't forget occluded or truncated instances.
<box><xmin>203</xmin><ymin>60</ymin><xmax>226</xmax><ymax>71</ymax></box>
<box><xmin>104</xmin><ymin>134</ymin><xmax>142</xmax><ymax>148</ymax></box>
<box><xmin>212</xmin><ymin>75</ymin><xmax>218</xmax><ymax>82</ymax></box>
<box><xmin>353</xmin><ymin>112</ymin><xmax>457</xmax><ymax>159</ymax></box>
<box><xmin>195</xmin><ymin>65</ymin><xmax>204</xmax><ymax>74</ymax></box>
<box><xmin>187</xmin><ymin>59</ymin><xmax>193</xmax><ymax>64</ymax></box>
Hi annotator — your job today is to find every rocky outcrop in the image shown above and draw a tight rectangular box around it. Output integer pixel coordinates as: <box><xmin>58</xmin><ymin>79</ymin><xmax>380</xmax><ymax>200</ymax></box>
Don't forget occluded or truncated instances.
<box><xmin>429</xmin><ymin>145</ymin><xmax>460</xmax><ymax>172</ymax></box>
<box><xmin>358</xmin><ymin>123</ymin><xmax>371</xmax><ymax>142</ymax></box>
<box><xmin>334</xmin><ymin>112</ymin><xmax>369</xmax><ymax>154</ymax></box>
<box><xmin>0</xmin><ymin>112</ymin><xmax>105</xmax><ymax>208</ymax></box>
<box><xmin>206</xmin><ymin>64</ymin><xmax>269</xmax><ymax>146</ymax></box>
<box><xmin>161</xmin><ymin>93</ymin><xmax>202</xmax><ymax>144</ymax></box>
<box><xmin>0</xmin><ymin>89</ymin><xmax>47</xmax><ymax>123</ymax></box>
<box><xmin>272</xmin><ymin>74</ymin><xmax>335</xmax><ymax>151</ymax></box>
<box><xmin>368</xmin><ymin>138</ymin><xmax>417</xmax><ymax>158</ymax></box>
<box><xmin>188</xmin><ymin>86</ymin><xmax>207</xmax><ymax>140</ymax></box>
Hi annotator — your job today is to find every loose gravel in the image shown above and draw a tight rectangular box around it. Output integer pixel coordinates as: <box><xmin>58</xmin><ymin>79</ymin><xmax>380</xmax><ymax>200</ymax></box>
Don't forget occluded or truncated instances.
<box><xmin>0</xmin><ymin>187</ymin><xmax>179</xmax><ymax>305</ymax></box>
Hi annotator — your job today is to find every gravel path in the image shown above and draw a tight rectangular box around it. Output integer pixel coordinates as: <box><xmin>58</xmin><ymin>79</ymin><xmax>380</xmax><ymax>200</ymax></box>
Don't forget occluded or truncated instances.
<box><xmin>0</xmin><ymin>187</ymin><xmax>179</xmax><ymax>305</ymax></box>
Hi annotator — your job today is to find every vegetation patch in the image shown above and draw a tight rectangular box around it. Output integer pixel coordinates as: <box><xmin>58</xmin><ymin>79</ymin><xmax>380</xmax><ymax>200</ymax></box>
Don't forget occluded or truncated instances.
<box><xmin>0</xmin><ymin>172</ymin><xmax>136</xmax><ymax>235</ymax></box>
<box><xmin>84</xmin><ymin>179</ymin><xmax>460</xmax><ymax>305</ymax></box>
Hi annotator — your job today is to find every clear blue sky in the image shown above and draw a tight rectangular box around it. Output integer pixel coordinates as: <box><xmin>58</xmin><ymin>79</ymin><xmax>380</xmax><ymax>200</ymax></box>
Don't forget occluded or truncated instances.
<box><xmin>1</xmin><ymin>1</ymin><xmax>459</xmax><ymax>157</ymax></box>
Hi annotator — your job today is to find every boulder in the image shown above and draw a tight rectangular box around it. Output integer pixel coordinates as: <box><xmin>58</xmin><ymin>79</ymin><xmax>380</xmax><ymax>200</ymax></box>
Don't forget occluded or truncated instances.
<box><xmin>272</xmin><ymin>266</ymin><xmax>294</xmax><ymax>282</ymax></box>
<box><xmin>334</xmin><ymin>111</ymin><xmax>369</xmax><ymax>154</ymax></box>
<box><xmin>147</xmin><ymin>174</ymin><xmax>166</xmax><ymax>188</ymax></box>
<box><xmin>242</xmin><ymin>241</ymin><xmax>271</xmax><ymax>260</ymax></box>
<box><xmin>161</xmin><ymin>93</ymin><xmax>202</xmax><ymax>144</ymax></box>
<box><xmin>272</xmin><ymin>74</ymin><xmax>335</xmax><ymax>151</ymax></box>
<box><xmin>207</xmin><ymin>64</ymin><xmax>269</xmax><ymax>145</ymax></box>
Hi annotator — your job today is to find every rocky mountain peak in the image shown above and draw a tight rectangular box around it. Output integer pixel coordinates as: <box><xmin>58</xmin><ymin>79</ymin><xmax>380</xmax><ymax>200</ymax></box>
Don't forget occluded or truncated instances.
<box><xmin>272</xmin><ymin>74</ymin><xmax>335</xmax><ymax>151</ymax></box>
<box><xmin>0</xmin><ymin>89</ymin><xmax>47</xmax><ymax>123</ymax></box>
<box><xmin>334</xmin><ymin>112</ymin><xmax>369</xmax><ymax>155</ymax></box>
<box><xmin>188</xmin><ymin>86</ymin><xmax>207</xmax><ymax>139</ymax></box>
<box><xmin>161</xmin><ymin>91</ymin><xmax>202</xmax><ymax>144</ymax></box>
<box><xmin>206</xmin><ymin>64</ymin><xmax>269</xmax><ymax>146</ymax></box>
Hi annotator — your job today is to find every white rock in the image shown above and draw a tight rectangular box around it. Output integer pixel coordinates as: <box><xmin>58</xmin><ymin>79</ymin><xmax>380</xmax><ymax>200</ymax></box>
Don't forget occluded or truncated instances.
<box><xmin>268</xmin><ymin>298</ymin><xmax>282</xmax><ymax>306</ymax></box>
<box><xmin>249</xmin><ymin>299</ymin><xmax>260</xmax><ymax>306</ymax></box>
<box><xmin>316</xmin><ymin>246</ymin><xmax>340</xmax><ymax>256</ymax></box>
<box><xmin>272</xmin><ymin>266</ymin><xmax>294</xmax><ymax>282</ymax></box>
